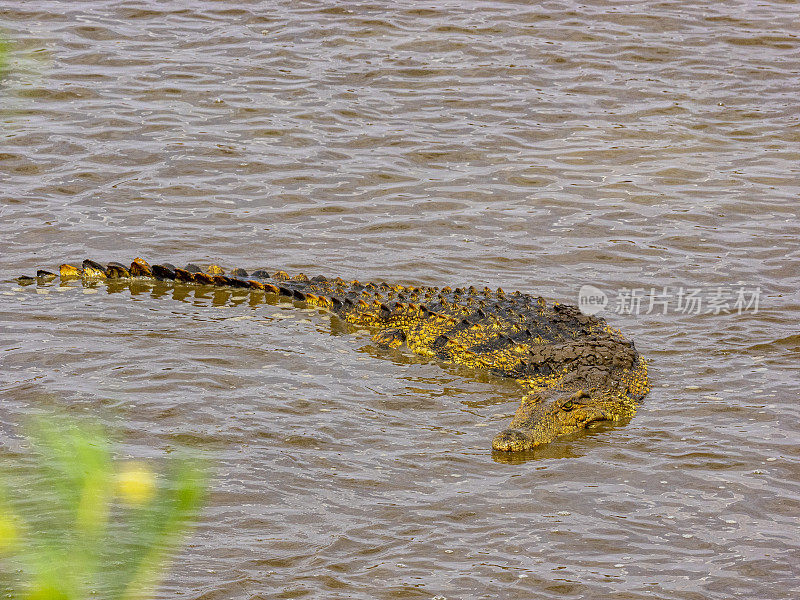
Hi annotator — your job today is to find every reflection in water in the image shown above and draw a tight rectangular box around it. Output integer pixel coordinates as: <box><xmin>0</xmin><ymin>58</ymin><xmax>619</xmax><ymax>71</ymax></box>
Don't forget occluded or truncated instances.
<box><xmin>491</xmin><ymin>446</ymin><xmax>582</xmax><ymax>465</ymax></box>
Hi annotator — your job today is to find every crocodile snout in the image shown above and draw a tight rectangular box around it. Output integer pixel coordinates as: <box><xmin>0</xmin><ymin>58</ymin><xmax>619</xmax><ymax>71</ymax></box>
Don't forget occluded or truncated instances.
<box><xmin>491</xmin><ymin>428</ymin><xmax>536</xmax><ymax>452</ymax></box>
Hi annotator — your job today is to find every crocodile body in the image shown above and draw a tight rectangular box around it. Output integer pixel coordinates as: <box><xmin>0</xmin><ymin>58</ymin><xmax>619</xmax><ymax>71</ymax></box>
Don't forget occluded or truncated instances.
<box><xmin>19</xmin><ymin>258</ymin><xmax>650</xmax><ymax>452</ymax></box>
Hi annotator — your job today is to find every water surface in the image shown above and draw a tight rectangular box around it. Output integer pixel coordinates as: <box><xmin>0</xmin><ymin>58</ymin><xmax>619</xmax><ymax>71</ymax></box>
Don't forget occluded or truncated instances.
<box><xmin>1</xmin><ymin>2</ymin><xmax>799</xmax><ymax>599</ymax></box>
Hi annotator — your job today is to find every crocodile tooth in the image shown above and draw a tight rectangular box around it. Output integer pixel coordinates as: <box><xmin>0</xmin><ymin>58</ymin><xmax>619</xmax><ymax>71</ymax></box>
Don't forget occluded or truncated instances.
<box><xmin>207</xmin><ymin>264</ymin><xmax>225</xmax><ymax>275</ymax></box>
<box><xmin>231</xmin><ymin>268</ymin><xmax>249</xmax><ymax>277</ymax></box>
<box><xmin>184</xmin><ymin>263</ymin><xmax>202</xmax><ymax>273</ymax></box>
<box><xmin>36</xmin><ymin>270</ymin><xmax>56</xmax><ymax>281</ymax></box>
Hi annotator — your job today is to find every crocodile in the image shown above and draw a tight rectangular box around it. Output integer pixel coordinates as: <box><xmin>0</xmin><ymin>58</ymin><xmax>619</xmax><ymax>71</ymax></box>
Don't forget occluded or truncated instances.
<box><xmin>18</xmin><ymin>258</ymin><xmax>650</xmax><ymax>452</ymax></box>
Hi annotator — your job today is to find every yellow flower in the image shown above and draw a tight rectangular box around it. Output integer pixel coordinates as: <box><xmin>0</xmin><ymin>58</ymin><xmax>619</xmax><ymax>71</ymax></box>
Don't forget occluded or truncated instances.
<box><xmin>0</xmin><ymin>515</ymin><xmax>18</xmax><ymax>552</ymax></box>
<box><xmin>116</xmin><ymin>463</ymin><xmax>156</xmax><ymax>505</ymax></box>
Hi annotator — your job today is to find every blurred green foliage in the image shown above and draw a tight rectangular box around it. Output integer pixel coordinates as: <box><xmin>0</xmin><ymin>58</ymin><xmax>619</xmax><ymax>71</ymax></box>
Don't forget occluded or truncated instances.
<box><xmin>0</xmin><ymin>25</ymin><xmax>207</xmax><ymax>599</ymax></box>
<box><xmin>0</xmin><ymin>33</ymin><xmax>8</xmax><ymax>79</ymax></box>
<box><xmin>0</xmin><ymin>418</ymin><xmax>208</xmax><ymax>600</ymax></box>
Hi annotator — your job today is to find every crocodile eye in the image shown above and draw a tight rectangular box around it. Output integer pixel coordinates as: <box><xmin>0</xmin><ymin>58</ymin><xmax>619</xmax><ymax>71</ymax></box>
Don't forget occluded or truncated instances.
<box><xmin>562</xmin><ymin>400</ymin><xmax>574</xmax><ymax>411</ymax></box>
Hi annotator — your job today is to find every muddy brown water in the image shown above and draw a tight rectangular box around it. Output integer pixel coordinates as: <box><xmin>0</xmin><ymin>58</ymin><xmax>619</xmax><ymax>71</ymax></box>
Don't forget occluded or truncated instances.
<box><xmin>1</xmin><ymin>2</ymin><xmax>799</xmax><ymax>599</ymax></box>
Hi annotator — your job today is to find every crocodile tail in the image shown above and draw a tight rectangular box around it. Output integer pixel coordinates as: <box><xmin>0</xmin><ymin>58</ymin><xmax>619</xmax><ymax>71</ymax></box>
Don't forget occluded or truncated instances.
<box><xmin>33</xmin><ymin>258</ymin><xmax>386</xmax><ymax>319</ymax></box>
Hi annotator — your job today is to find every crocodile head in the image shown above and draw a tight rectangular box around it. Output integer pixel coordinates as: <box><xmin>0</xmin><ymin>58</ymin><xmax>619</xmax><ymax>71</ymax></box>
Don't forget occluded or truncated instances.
<box><xmin>491</xmin><ymin>389</ymin><xmax>627</xmax><ymax>452</ymax></box>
